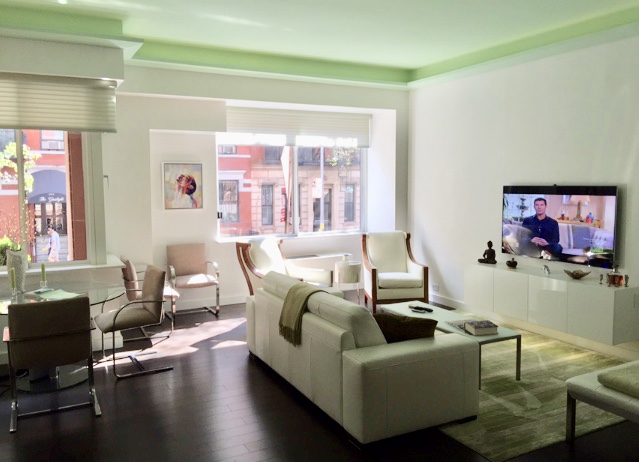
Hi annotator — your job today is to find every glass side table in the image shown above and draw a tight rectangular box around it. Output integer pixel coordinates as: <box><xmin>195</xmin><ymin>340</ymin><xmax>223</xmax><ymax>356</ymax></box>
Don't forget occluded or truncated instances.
<box><xmin>334</xmin><ymin>260</ymin><xmax>362</xmax><ymax>303</ymax></box>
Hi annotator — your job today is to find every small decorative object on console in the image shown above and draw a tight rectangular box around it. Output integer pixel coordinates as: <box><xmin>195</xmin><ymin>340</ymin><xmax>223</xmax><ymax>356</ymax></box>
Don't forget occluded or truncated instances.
<box><xmin>506</xmin><ymin>258</ymin><xmax>518</xmax><ymax>269</ymax></box>
<box><xmin>464</xmin><ymin>319</ymin><xmax>499</xmax><ymax>336</ymax></box>
<box><xmin>564</xmin><ymin>269</ymin><xmax>591</xmax><ymax>280</ymax></box>
<box><xmin>478</xmin><ymin>241</ymin><xmax>497</xmax><ymax>264</ymax></box>
<box><xmin>608</xmin><ymin>266</ymin><xmax>624</xmax><ymax>287</ymax></box>
<box><xmin>625</xmin><ymin>275</ymin><xmax>629</xmax><ymax>287</ymax></box>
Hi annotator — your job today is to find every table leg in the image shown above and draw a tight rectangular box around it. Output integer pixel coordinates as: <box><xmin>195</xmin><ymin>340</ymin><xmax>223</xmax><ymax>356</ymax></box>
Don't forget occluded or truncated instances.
<box><xmin>478</xmin><ymin>345</ymin><xmax>482</xmax><ymax>389</ymax></box>
<box><xmin>516</xmin><ymin>335</ymin><xmax>521</xmax><ymax>381</ymax></box>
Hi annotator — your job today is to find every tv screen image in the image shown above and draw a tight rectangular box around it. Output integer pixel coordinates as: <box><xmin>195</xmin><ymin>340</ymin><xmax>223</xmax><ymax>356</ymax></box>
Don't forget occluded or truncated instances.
<box><xmin>502</xmin><ymin>185</ymin><xmax>618</xmax><ymax>269</ymax></box>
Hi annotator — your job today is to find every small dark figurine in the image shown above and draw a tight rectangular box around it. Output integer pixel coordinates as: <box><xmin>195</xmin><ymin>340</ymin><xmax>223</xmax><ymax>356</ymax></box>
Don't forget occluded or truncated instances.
<box><xmin>478</xmin><ymin>241</ymin><xmax>497</xmax><ymax>264</ymax></box>
<box><xmin>506</xmin><ymin>258</ymin><xmax>518</xmax><ymax>269</ymax></box>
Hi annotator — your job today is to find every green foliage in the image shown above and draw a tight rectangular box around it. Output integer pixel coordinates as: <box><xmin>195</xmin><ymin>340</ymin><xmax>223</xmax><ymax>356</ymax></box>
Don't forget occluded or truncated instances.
<box><xmin>1</xmin><ymin>142</ymin><xmax>40</xmax><ymax>193</ymax></box>
<box><xmin>0</xmin><ymin>236</ymin><xmax>16</xmax><ymax>266</ymax></box>
<box><xmin>327</xmin><ymin>147</ymin><xmax>359</xmax><ymax>177</ymax></box>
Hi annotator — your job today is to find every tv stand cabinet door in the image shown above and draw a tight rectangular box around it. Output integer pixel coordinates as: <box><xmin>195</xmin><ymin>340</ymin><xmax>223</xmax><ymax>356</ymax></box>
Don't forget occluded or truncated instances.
<box><xmin>494</xmin><ymin>269</ymin><xmax>528</xmax><ymax>321</ymax></box>
<box><xmin>567</xmin><ymin>285</ymin><xmax>639</xmax><ymax>345</ymax></box>
<box><xmin>528</xmin><ymin>275</ymin><xmax>568</xmax><ymax>332</ymax></box>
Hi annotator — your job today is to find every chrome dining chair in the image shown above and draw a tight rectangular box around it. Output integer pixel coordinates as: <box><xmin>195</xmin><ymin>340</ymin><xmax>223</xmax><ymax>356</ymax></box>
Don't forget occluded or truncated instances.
<box><xmin>94</xmin><ymin>264</ymin><xmax>173</xmax><ymax>379</ymax></box>
<box><xmin>5</xmin><ymin>296</ymin><xmax>101</xmax><ymax>432</ymax></box>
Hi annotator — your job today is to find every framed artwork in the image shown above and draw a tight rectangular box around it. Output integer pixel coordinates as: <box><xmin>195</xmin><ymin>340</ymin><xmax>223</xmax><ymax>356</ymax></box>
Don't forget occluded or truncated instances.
<box><xmin>163</xmin><ymin>162</ymin><xmax>203</xmax><ymax>209</ymax></box>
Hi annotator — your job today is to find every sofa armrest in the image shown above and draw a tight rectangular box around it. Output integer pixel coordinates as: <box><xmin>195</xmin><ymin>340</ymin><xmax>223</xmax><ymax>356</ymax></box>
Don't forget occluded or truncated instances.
<box><xmin>342</xmin><ymin>333</ymin><xmax>479</xmax><ymax>444</ymax></box>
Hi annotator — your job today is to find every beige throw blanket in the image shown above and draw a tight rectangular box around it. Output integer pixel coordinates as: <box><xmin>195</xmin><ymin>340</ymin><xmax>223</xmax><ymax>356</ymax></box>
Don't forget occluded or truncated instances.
<box><xmin>278</xmin><ymin>282</ymin><xmax>324</xmax><ymax>346</ymax></box>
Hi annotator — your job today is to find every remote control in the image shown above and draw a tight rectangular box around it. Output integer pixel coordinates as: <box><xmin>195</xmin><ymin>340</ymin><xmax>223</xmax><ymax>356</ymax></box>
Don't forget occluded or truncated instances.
<box><xmin>409</xmin><ymin>305</ymin><xmax>433</xmax><ymax>312</ymax></box>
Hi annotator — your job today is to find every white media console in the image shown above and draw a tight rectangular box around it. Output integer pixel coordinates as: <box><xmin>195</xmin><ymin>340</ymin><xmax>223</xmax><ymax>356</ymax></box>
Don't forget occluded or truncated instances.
<box><xmin>464</xmin><ymin>262</ymin><xmax>639</xmax><ymax>346</ymax></box>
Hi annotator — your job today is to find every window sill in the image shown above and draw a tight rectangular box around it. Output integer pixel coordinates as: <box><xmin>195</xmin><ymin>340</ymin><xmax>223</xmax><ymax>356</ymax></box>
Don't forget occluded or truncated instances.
<box><xmin>1</xmin><ymin>254</ymin><xmax>123</xmax><ymax>277</ymax></box>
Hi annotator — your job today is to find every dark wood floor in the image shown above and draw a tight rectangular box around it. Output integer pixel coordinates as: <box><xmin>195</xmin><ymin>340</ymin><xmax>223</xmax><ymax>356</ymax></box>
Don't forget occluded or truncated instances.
<box><xmin>0</xmin><ymin>292</ymin><xmax>637</xmax><ymax>461</ymax></box>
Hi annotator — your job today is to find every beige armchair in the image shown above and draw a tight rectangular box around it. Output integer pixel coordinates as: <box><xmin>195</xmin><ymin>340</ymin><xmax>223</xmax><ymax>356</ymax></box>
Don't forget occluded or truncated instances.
<box><xmin>5</xmin><ymin>296</ymin><xmax>101</xmax><ymax>432</ymax></box>
<box><xmin>361</xmin><ymin>231</ymin><xmax>428</xmax><ymax>313</ymax></box>
<box><xmin>166</xmin><ymin>243</ymin><xmax>220</xmax><ymax>317</ymax></box>
<box><xmin>236</xmin><ymin>236</ymin><xmax>333</xmax><ymax>295</ymax></box>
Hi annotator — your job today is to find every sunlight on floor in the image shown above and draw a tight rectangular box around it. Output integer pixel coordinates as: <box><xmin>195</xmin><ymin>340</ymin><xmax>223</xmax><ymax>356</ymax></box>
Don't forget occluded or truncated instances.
<box><xmin>94</xmin><ymin>317</ymin><xmax>247</xmax><ymax>367</ymax></box>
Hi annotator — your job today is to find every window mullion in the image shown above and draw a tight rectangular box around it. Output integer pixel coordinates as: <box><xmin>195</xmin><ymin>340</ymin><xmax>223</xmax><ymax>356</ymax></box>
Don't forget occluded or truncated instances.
<box><xmin>15</xmin><ymin>130</ymin><xmax>27</xmax><ymax>245</ymax></box>
<box><xmin>292</xmin><ymin>147</ymin><xmax>299</xmax><ymax>235</ymax></box>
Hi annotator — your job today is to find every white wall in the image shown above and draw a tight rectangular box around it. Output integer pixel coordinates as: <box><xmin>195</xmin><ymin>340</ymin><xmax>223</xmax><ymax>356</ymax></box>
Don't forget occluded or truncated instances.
<box><xmin>409</xmin><ymin>33</ymin><xmax>639</xmax><ymax>308</ymax></box>
<box><xmin>102</xmin><ymin>67</ymin><xmax>409</xmax><ymax>304</ymax></box>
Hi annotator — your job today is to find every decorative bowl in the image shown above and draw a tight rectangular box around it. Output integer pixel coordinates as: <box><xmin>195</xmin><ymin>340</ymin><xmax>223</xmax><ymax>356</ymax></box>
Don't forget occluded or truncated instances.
<box><xmin>506</xmin><ymin>259</ymin><xmax>518</xmax><ymax>269</ymax></box>
<box><xmin>564</xmin><ymin>269</ymin><xmax>591</xmax><ymax>280</ymax></box>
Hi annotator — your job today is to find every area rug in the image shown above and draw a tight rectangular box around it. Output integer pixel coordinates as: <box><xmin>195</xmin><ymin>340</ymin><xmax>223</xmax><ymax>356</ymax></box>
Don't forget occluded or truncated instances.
<box><xmin>440</xmin><ymin>329</ymin><xmax>626</xmax><ymax>461</ymax></box>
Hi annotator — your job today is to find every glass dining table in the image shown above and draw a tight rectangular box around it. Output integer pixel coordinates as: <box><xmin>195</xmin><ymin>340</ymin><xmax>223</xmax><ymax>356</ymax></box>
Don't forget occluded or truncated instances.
<box><xmin>0</xmin><ymin>280</ymin><xmax>125</xmax><ymax>392</ymax></box>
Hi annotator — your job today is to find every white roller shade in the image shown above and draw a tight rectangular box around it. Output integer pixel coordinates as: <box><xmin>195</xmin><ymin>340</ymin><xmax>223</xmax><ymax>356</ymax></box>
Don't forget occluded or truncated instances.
<box><xmin>226</xmin><ymin>107</ymin><xmax>371</xmax><ymax>147</ymax></box>
<box><xmin>0</xmin><ymin>72</ymin><xmax>117</xmax><ymax>132</ymax></box>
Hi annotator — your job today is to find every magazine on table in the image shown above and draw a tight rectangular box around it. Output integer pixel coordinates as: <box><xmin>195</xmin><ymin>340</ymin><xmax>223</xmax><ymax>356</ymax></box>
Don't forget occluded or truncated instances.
<box><xmin>446</xmin><ymin>319</ymin><xmax>498</xmax><ymax>336</ymax></box>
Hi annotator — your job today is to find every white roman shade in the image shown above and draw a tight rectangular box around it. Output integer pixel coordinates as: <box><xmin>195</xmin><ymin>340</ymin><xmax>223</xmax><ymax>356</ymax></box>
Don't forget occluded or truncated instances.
<box><xmin>226</xmin><ymin>107</ymin><xmax>371</xmax><ymax>147</ymax></box>
<box><xmin>0</xmin><ymin>72</ymin><xmax>117</xmax><ymax>132</ymax></box>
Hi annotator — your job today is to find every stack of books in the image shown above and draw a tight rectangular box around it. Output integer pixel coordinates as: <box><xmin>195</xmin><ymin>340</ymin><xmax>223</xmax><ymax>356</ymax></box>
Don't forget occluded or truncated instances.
<box><xmin>447</xmin><ymin>319</ymin><xmax>499</xmax><ymax>336</ymax></box>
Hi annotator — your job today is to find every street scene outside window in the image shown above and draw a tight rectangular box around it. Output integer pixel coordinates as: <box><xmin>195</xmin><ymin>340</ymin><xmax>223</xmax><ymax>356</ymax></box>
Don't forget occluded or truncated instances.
<box><xmin>0</xmin><ymin>129</ymin><xmax>86</xmax><ymax>265</ymax></box>
<box><xmin>217</xmin><ymin>144</ymin><xmax>362</xmax><ymax>238</ymax></box>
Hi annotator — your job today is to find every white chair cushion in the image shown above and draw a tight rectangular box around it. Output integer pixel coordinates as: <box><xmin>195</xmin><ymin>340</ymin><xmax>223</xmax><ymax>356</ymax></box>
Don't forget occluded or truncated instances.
<box><xmin>378</xmin><ymin>272</ymin><xmax>423</xmax><ymax>289</ymax></box>
<box><xmin>367</xmin><ymin>231</ymin><xmax>408</xmax><ymax>273</ymax></box>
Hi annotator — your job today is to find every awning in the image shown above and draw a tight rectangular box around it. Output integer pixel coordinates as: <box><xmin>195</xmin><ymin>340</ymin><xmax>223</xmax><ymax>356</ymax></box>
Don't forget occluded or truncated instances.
<box><xmin>27</xmin><ymin>170</ymin><xmax>66</xmax><ymax>204</ymax></box>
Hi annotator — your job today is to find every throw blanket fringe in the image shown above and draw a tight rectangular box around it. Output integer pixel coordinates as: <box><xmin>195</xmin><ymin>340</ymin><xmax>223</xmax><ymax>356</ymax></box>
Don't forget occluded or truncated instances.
<box><xmin>279</xmin><ymin>283</ymin><xmax>324</xmax><ymax>346</ymax></box>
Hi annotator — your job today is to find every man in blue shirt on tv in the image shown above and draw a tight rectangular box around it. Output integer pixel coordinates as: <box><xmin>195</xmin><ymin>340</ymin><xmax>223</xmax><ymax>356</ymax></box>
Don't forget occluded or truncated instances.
<box><xmin>522</xmin><ymin>197</ymin><xmax>563</xmax><ymax>257</ymax></box>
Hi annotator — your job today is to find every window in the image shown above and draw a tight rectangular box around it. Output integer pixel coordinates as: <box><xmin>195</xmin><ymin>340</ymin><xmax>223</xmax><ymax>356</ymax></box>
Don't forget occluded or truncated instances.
<box><xmin>218</xmin><ymin>145</ymin><xmax>236</xmax><ymax>155</ymax></box>
<box><xmin>40</xmin><ymin>130</ymin><xmax>65</xmax><ymax>151</ymax></box>
<box><xmin>264</xmin><ymin>146</ymin><xmax>282</xmax><ymax>164</ymax></box>
<box><xmin>219</xmin><ymin>180</ymin><xmax>239</xmax><ymax>223</ymax></box>
<box><xmin>0</xmin><ymin>129</ymin><xmax>87</xmax><ymax>265</ymax></box>
<box><xmin>345</xmin><ymin>184</ymin><xmax>355</xmax><ymax>222</ymax></box>
<box><xmin>217</xmin><ymin>143</ymin><xmax>363</xmax><ymax>238</ymax></box>
<box><xmin>261</xmin><ymin>185</ymin><xmax>274</xmax><ymax>225</ymax></box>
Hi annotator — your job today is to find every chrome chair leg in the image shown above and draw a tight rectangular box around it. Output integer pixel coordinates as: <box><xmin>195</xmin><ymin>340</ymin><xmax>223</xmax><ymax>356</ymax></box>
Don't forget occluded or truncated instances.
<box><xmin>111</xmin><ymin>331</ymin><xmax>173</xmax><ymax>380</ymax></box>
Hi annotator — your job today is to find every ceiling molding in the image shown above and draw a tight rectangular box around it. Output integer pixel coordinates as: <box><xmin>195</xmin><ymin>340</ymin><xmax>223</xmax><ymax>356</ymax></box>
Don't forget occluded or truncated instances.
<box><xmin>134</xmin><ymin>40</ymin><xmax>411</xmax><ymax>86</ymax></box>
<box><xmin>2</xmin><ymin>3</ymin><xmax>639</xmax><ymax>86</ymax></box>
<box><xmin>410</xmin><ymin>6</ymin><xmax>639</xmax><ymax>82</ymax></box>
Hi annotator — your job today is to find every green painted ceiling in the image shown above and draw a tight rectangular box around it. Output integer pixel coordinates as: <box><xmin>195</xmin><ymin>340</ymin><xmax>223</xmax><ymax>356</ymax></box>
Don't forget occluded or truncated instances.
<box><xmin>2</xmin><ymin>0</ymin><xmax>639</xmax><ymax>86</ymax></box>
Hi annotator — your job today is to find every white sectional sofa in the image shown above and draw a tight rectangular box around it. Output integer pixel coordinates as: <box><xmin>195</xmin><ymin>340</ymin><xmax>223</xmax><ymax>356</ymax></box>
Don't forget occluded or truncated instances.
<box><xmin>245</xmin><ymin>271</ymin><xmax>480</xmax><ymax>444</ymax></box>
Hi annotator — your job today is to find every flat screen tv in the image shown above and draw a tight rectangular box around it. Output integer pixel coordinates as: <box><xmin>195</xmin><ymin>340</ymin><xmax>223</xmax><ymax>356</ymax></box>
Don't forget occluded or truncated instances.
<box><xmin>502</xmin><ymin>185</ymin><xmax>619</xmax><ymax>269</ymax></box>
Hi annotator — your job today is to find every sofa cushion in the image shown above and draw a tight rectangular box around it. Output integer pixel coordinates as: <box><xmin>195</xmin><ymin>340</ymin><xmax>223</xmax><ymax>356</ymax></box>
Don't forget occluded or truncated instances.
<box><xmin>598</xmin><ymin>362</ymin><xmax>639</xmax><ymax>399</ymax></box>
<box><xmin>373</xmin><ymin>312</ymin><xmax>437</xmax><ymax>343</ymax></box>
<box><xmin>305</xmin><ymin>292</ymin><xmax>387</xmax><ymax>348</ymax></box>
